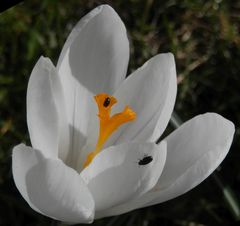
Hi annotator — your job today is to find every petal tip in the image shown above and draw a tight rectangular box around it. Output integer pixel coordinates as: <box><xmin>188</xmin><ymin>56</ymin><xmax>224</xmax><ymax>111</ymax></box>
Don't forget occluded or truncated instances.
<box><xmin>34</xmin><ymin>56</ymin><xmax>55</xmax><ymax>74</ymax></box>
<box><xmin>204</xmin><ymin>112</ymin><xmax>235</xmax><ymax>134</ymax></box>
<box><xmin>90</xmin><ymin>4</ymin><xmax>119</xmax><ymax>21</ymax></box>
<box><xmin>100</xmin><ymin>4</ymin><xmax>117</xmax><ymax>14</ymax></box>
<box><xmin>99</xmin><ymin>4</ymin><xmax>127</xmax><ymax>33</ymax></box>
<box><xmin>164</xmin><ymin>52</ymin><xmax>174</xmax><ymax>59</ymax></box>
<box><xmin>12</xmin><ymin>143</ymin><xmax>31</xmax><ymax>158</ymax></box>
<box><xmin>156</xmin><ymin>52</ymin><xmax>175</xmax><ymax>61</ymax></box>
<box><xmin>13</xmin><ymin>143</ymin><xmax>25</xmax><ymax>152</ymax></box>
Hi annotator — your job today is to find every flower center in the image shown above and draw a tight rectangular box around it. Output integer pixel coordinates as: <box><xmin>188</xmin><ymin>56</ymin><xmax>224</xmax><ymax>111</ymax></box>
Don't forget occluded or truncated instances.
<box><xmin>83</xmin><ymin>93</ymin><xmax>136</xmax><ymax>168</ymax></box>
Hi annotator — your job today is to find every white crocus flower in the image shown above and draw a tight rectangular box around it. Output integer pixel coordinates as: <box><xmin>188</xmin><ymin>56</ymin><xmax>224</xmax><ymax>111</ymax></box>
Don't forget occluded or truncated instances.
<box><xmin>12</xmin><ymin>4</ymin><xmax>235</xmax><ymax>224</ymax></box>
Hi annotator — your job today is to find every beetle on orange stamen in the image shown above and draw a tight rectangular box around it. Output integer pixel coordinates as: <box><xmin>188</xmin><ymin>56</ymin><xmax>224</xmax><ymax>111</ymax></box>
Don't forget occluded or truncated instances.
<box><xmin>83</xmin><ymin>93</ymin><xmax>136</xmax><ymax>168</ymax></box>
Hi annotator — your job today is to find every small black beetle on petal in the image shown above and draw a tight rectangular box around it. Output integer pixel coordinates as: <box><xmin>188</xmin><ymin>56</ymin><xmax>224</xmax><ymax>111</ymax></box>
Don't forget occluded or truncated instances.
<box><xmin>138</xmin><ymin>155</ymin><xmax>153</xmax><ymax>165</ymax></box>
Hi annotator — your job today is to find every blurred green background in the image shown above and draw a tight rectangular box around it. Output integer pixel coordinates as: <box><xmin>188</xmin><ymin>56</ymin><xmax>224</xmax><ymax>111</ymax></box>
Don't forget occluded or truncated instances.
<box><xmin>0</xmin><ymin>0</ymin><xmax>240</xmax><ymax>225</ymax></box>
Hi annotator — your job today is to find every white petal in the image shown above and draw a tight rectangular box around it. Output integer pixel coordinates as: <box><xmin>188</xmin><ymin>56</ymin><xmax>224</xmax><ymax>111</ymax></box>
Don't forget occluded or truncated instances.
<box><xmin>156</xmin><ymin>113</ymin><xmax>234</xmax><ymax>191</ymax></box>
<box><xmin>107</xmin><ymin>53</ymin><xmax>177</xmax><ymax>146</ymax></box>
<box><xmin>27</xmin><ymin>57</ymin><xmax>69</xmax><ymax>160</ymax></box>
<box><xmin>57</xmin><ymin>5</ymin><xmax>129</xmax><ymax>94</ymax></box>
<box><xmin>12</xmin><ymin>144</ymin><xmax>42</xmax><ymax>214</ymax></box>
<box><xmin>12</xmin><ymin>144</ymin><xmax>95</xmax><ymax>224</ymax></box>
<box><xmin>95</xmin><ymin>113</ymin><xmax>234</xmax><ymax>218</ymax></box>
<box><xmin>81</xmin><ymin>142</ymin><xmax>167</xmax><ymax>212</ymax></box>
<box><xmin>56</xmin><ymin>5</ymin><xmax>129</xmax><ymax>167</ymax></box>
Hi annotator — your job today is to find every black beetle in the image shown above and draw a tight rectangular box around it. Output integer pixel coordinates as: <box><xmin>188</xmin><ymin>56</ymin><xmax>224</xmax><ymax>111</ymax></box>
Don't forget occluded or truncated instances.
<box><xmin>138</xmin><ymin>155</ymin><xmax>153</xmax><ymax>165</ymax></box>
<box><xmin>103</xmin><ymin>97</ymin><xmax>111</xmax><ymax>107</ymax></box>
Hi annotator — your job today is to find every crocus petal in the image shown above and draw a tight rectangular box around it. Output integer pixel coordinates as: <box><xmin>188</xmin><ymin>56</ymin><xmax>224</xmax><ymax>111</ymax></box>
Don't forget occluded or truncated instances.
<box><xmin>148</xmin><ymin>113</ymin><xmax>235</xmax><ymax>205</ymax></box>
<box><xmin>95</xmin><ymin>113</ymin><xmax>234</xmax><ymax>218</ymax></box>
<box><xmin>56</xmin><ymin>5</ymin><xmax>129</xmax><ymax>167</ymax></box>
<box><xmin>12</xmin><ymin>144</ymin><xmax>95</xmax><ymax>224</ymax></box>
<box><xmin>57</xmin><ymin>5</ymin><xmax>129</xmax><ymax>94</ymax></box>
<box><xmin>107</xmin><ymin>53</ymin><xmax>177</xmax><ymax>146</ymax></box>
<box><xmin>81</xmin><ymin>141</ymin><xmax>167</xmax><ymax>212</ymax></box>
<box><xmin>27</xmin><ymin>57</ymin><xmax>69</xmax><ymax>160</ymax></box>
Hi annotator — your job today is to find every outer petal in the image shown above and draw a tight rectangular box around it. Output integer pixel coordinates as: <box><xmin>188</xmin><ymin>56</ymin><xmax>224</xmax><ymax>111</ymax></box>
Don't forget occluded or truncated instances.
<box><xmin>150</xmin><ymin>113</ymin><xmax>235</xmax><ymax>204</ymax></box>
<box><xmin>57</xmin><ymin>5</ymin><xmax>129</xmax><ymax>94</ymax></box>
<box><xmin>27</xmin><ymin>57</ymin><xmax>69</xmax><ymax>160</ymax></box>
<box><xmin>56</xmin><ymin>5</ymin><xmax>129</xmax><ymax>167</ymax></box>
<box><xmin>81</xmin><ymin>142</ymin><xmax>167</xmax><ymax>212</ymax></box>
<box><xmin>12</xmin><ymin>144</ymin><xmax>95</xmax><ymax>224</ymax></box>
<box><xmin>107</xmin><ymin>53</ymin><xmax>177</xmax><ymax>146</ymax></box>
<box><xmin>95</xmin><ymin>113</ymin><xmax>234</xmax><ymax>218</ymax></box>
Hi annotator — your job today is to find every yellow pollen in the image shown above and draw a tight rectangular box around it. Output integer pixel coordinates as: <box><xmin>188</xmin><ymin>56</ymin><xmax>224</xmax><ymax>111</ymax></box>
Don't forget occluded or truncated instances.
<box><xmin>83</xmin><ymin>93</ymin><xmax>136</xmax><ymax>168</ymax></box>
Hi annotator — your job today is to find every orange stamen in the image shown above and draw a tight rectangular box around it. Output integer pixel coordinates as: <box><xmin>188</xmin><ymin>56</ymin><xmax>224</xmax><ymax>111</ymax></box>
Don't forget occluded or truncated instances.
<box><xmin>83</xmin><ymin>93</ymin><xmax>136</xmax><ymax>168</ymax></box>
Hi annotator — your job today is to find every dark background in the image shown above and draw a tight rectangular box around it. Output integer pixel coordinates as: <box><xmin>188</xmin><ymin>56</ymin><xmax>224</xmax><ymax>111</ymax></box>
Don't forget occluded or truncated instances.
<box><xmin>0</xmin><ymin>0</ymin><xmax>239</xmax><ymax>225</ymax></box>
